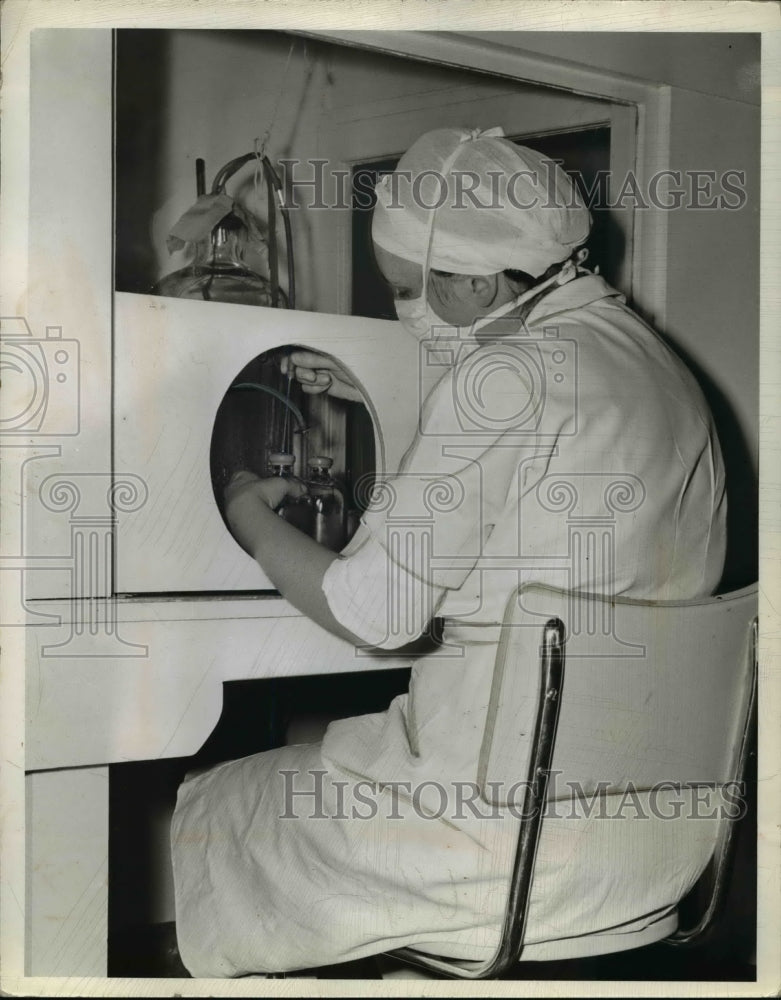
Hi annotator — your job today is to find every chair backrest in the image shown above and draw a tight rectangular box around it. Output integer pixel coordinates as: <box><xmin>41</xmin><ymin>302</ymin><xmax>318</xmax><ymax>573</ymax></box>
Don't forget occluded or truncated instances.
<box><xmin>479</xmin><ymin>583</ymin><xmax>758</xmax><ymax>806</ymax></box>
<box><xmin>391</xmin><ymin>584</ymin><xmax>757</xmax><ymax>978</ymax></box>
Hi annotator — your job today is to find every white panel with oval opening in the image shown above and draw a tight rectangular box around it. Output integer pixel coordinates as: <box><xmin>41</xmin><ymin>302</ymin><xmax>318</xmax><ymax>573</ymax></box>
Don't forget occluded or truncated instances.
<box><xmin>113</xmin><ymin>292</ymin><xmax>424</xmax><ymax>593</ymax></box>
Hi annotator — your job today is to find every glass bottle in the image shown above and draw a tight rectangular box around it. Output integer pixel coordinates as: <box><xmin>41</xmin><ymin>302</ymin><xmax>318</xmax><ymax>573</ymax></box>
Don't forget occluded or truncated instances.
<box><xmin>268</xmin><ymin>452</ymin><xmax>312</xmax><ymax>534</ymax></box>
<box><xmin>306</xmin><ymin>456</ymin><xmax>347</xmax><ymax>552</ymax></box>
<box><xmin>152</xmin><ymin>212</ymin><xmax>286</xmax><ymax>307</ymax></box>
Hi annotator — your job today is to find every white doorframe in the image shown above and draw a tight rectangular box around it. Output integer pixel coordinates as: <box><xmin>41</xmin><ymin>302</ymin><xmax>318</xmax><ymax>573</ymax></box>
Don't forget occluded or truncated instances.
<box><xmin>302</xmin><ymin>29</ymin><xmax>672</xmax><ymax>330</ymax></box>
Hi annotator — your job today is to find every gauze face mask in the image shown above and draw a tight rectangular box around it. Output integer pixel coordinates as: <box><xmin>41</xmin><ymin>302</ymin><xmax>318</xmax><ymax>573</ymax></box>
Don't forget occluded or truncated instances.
<box><xmin>394</xmin><ymin>292</ymin><xmax>446</xmax><ymax>341</ymax></box>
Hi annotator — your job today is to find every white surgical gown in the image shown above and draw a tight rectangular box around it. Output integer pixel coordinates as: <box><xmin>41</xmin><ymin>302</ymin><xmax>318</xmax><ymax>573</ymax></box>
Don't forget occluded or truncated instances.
<box><xmin>171</xmin><ymin>275</ymin><xmax>727</xmax><ymax>975</ymax></box>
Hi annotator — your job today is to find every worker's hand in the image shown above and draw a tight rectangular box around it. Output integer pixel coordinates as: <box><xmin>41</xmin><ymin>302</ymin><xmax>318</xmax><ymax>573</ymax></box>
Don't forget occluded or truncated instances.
<box><xmin>224</xmin><ymin>470</ymin><xmax>306</xmax><ymax>556</ymax></box>
<box><xmin>281</xmin><ymin>350</ymin><xmax>363</xmax><ymax>403</ymax></box>
<box><xmin>225</xmin><ymin>469</ymin><xmax>304</xmax><ymax>513</ymax></box>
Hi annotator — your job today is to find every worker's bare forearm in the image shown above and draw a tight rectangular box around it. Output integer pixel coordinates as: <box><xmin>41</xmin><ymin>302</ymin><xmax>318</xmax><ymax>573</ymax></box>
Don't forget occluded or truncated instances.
<box><xmin>228</xmin><ymin>491</ymin><xmax>363</xmax><ymax>645</ymax></box>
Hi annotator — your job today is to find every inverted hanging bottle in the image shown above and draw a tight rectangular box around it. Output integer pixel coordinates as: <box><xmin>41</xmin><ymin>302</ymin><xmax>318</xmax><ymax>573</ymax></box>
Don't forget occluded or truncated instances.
<box><xmin>153</xmin><ymin>152</ymin><xmax>294</xmax><ymax>309</ymax></box>
<box><xmin>152</xmin><ymin>211</ymin><xmax>286</xmax><ymax>308</ymax></box>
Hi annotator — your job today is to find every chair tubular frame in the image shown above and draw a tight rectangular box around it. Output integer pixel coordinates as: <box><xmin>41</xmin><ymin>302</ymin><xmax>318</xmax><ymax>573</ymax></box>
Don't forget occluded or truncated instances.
<box><xmin>390</xmin><ymin>599</ymin><xmax>758</xmax><ymax>980</ymax></box>
<box><xmin>392</xmin><ymin>617</ymin><xmax>567</xmax><ymax>979</ymax></box>
<box><xmin>664</xmin><ymin>616</ymin><xmax>758</xmax><ymax>948</ymax></box>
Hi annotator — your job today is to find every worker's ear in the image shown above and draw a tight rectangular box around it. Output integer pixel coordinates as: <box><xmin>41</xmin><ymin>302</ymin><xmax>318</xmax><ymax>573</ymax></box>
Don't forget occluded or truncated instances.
<box><xmin>466</xmin><ymin>274</ymin><xmax>499</xmax><ymax>306</ymax></box>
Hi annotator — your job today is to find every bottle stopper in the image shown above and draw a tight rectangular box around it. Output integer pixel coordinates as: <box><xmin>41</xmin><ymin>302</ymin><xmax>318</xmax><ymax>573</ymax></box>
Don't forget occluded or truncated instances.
<box><xmin>269</xmin><ymin>451</ymin><xmax>295</xmax><ymax>468</ymax></box>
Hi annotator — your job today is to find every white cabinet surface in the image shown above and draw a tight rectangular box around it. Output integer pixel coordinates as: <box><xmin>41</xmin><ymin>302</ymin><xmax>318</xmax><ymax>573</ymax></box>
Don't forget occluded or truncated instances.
<box><xmin>114</xmin><ymin>292</ymin><xmax>422</xmax><ymax>593</ymax></box>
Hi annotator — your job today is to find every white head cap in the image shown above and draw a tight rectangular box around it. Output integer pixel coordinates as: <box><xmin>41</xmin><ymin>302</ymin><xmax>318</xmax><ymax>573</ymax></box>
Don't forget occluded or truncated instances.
<box><xmin>371</xmin><ymin>126</ymin><xmax>591</xmax><ymax>278</ymax></box>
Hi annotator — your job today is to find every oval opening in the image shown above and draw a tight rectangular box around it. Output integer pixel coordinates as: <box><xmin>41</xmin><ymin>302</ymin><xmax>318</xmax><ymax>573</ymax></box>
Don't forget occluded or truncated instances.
<box><xmin>210</xmin><ymin>345</ymin><xmax>377</xmax><ymax>554</ymax></box>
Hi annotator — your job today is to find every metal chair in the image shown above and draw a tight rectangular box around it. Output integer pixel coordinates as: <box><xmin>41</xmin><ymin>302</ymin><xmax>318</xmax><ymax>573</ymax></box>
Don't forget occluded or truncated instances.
<box><xmin>390</xmin><ymin>583</ymin><xmax>758</xmax><ymax>979</ymax></box>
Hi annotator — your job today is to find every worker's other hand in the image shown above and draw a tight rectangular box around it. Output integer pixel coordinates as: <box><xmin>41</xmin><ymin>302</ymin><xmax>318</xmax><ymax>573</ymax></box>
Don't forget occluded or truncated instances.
<box><xmin>224</xmin><ymin>471</ymin><xmax>306</xmax><ymax>556</ymax></box>
<box><xmin>225</xmin><ymin>470</ymin><xmax>305</xmax><ymax>513</ymax></box>
<box><xmin>281</xmin><ymin>351</ymin><xmax>363</xmax><ymax>403</ymax></box>
<box><xmin>224</xmin><ymin>471</ymin><xmax>263</xmax><ymax>556</ymax></box>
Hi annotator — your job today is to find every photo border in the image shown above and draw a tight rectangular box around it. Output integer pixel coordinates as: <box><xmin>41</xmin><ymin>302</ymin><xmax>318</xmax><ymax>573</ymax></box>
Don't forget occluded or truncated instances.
<box><xmin>1</xmin><ymin>2</ymin><xmax>778</xmax><ymax>997</ymax></box>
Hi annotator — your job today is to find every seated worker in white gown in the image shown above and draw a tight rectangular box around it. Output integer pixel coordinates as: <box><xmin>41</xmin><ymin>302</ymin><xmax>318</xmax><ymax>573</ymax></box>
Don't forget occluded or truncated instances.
<box><xmin>171</xmin><ymin>126</ymin><xmax>727</xmax><ymax>977</ymax></box>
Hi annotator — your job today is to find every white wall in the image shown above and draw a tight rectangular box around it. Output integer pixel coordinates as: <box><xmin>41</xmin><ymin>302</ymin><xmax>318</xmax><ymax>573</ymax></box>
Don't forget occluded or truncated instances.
<box><xmin>462</xmin><ymin>31</ymin><xmax>760</xmax><ymax>104</ymax></box>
